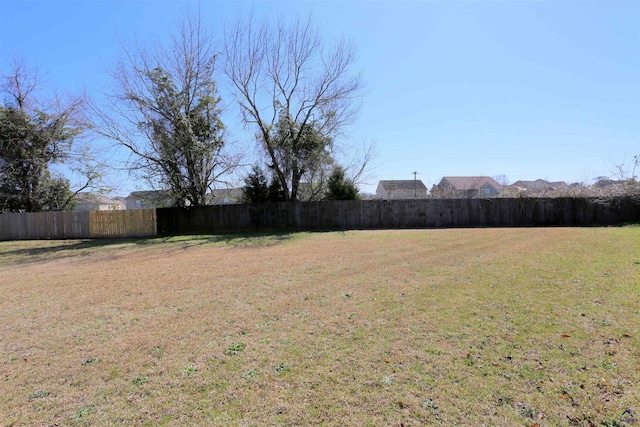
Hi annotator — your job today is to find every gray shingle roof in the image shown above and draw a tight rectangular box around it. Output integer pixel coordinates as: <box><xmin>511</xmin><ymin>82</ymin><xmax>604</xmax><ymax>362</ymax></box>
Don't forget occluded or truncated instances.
<box><xmin>378</xmin><ymin>180</ymin><xmax>427</xmax><ymax>191</ymax></box>
<box><xmin>510</xmin><ymin>179</ymin><xmax>566</xmax><ymax>190</ymax></box>
<box><xmin>441</xmin><ymin>176</ymin><xmax>503</xmax><ymax>191</ymax></box>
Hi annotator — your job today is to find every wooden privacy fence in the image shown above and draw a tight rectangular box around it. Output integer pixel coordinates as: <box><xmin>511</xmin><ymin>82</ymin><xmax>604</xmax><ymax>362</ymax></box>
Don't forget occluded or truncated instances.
<box><xmin>156</xmin><ymin>197</ymin><xmax>640</xmax><ymax>235</ymax></box>
<box><xmin>2</xmin><ymin>197</ymin><xmax>638</xmax><ymax>240</ymax></box>
<box><xmin>0</xmin><ymin>209</ymin><xmax>156</xmax><ymax>240</ymax></box>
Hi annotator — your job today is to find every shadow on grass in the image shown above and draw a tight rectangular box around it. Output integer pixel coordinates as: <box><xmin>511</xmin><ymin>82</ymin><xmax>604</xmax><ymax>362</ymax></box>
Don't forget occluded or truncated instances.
<box><xmin>0</xmin><ymin>231</ymin><xmax>297</xmax><ymax>265</ymax></box>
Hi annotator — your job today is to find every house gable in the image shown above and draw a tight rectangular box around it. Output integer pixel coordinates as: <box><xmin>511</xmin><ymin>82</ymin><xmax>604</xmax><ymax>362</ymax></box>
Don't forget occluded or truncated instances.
<box><xmin>125</xmin><ymin>190</ymin><xmax>172</xmax><ymax>209</ymax></box>
<box><xmin>74</xmin><ymin>193</ymin><xmax>125</xmax><ymax>211</ymax></box>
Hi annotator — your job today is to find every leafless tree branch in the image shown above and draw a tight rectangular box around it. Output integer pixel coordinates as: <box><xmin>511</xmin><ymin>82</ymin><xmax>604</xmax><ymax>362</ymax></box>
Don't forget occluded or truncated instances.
<box><xmin>224</xmin><ymin>12</ymin><xmax>363</xmax><ymax>201</ymax></box>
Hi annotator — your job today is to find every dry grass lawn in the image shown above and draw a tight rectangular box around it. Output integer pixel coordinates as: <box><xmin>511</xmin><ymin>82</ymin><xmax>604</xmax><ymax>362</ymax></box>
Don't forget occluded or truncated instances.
<box><xmin>1</xmin><ymin>227</ymin><xmax>639</xmax><ymax>426</ymax></box>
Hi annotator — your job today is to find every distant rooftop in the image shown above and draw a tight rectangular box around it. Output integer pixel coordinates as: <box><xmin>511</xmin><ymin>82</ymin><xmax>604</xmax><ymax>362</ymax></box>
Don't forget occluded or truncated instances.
<box><xmin>378</xmin><ymin>180</ymin><xmax>427</xmax><ymax>190</ymax></box>
<box><xmin>441</xmin><ymin>176</ymin><xmax>504</xmax><ymax>190</ymax></box>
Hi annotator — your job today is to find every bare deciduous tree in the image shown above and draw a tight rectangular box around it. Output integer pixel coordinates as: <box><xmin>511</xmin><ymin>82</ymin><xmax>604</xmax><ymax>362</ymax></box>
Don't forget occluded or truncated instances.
<box><xmin>297</xmin><ymin>139</ymin><xmax>377</xmax><ymax>201</ymax></box>
<box><xmin>93</xmin><ymin>11</ymin><xmax>240</xmax><ymax>207</ymax></box>
<box><xmin>492</xmin><ymin>174</ymin><xmax>509</xmax><ymax>186</ymax></box>
<box><xmin>225</xmin><ymin>13</ymin><xmax>363</xmax><ymax>201</ymax></box>
<box><xmin>611</xmin><ymin>153</ymin><xmax>639</xmax><ymax>182</ymax></box>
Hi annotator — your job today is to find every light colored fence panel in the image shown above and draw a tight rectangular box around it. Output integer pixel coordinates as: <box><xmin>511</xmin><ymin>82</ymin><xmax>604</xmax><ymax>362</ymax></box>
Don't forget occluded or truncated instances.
<box><xmin>89</xmin><ymin>209</ymin><xmax>157</xmax><ymax>238</ymax></box>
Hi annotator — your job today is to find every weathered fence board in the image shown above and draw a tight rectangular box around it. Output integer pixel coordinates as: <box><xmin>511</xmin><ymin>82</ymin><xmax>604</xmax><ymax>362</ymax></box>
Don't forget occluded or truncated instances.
<box><xmin>0</xmin><ymin>209</ymin><xmax>156</xmax><ymax>240</ymax></box>
<box><xmin>156</xmin><ymin>197</ymin><xmax>640</xmax><ymax>236</ymax></box>
<box><xmin>0</xmin><ymin>211</ymin><xmax>90</xmax><ymax>240</ymax></box>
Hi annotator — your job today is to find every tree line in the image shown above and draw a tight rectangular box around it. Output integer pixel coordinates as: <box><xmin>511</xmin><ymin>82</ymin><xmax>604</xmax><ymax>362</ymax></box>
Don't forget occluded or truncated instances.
<box><xmin>0</xmin><ymin>10</ymin><xmax>367</xmax><ymax>213</ymax></box>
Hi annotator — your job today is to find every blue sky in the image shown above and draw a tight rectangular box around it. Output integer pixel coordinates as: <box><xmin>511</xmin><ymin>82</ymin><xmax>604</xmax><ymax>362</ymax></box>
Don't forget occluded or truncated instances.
<box><xmin>1</xmin><ymin>0</ymin><xmax>638</xmax><ymax>195</ymax></box>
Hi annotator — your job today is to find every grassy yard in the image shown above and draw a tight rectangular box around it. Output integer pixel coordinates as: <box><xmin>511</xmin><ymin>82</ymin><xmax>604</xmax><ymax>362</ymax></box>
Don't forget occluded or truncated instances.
<box><xmin>0</xmin><ymin>227</ymin><xmax>639</xmax><ymax>426</ymax></box>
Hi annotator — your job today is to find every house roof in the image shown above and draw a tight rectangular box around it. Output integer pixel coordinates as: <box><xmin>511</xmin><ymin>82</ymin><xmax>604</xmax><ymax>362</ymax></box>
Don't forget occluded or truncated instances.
<box><xmin>510</xmin><ymin>179</ymin><xmax>566</xmax><ymax>190</ymax></box>
<box><xmin>75</xmin><ymin>192</ymin><xmax>107</xmax><ymax>203</ymax></box>
<box><xmin>592</xmin><ymin>179</ymin><xmax>620</xmax><ymax>188</ymax></box>
<box><xmin>378</xmin><ymin>180</ymin><xmax>427</xmax><ymax>191</ymax></box>
<box><xmin>126</xmin><ymin>190</ymin><xmax>171</xmax><ymax>199</ymax></box>
<box><xmin>208</xmin><ymin>188</ymin><xmax>243</xmax><ymax>203</ymax></box>
<box><xmin>211</xmin><ymin>188</ymin><xmax>243</xmax><ymax>198</ymax></box>
<box><xmin>75</xmin><ymin>193</ymin><xmax>123</xmax><ymax>206</ymax></box>
<box><xmin>440</xmin><ymin>176</ymin><xmax>504</xmax><ymax>191</ymax></box>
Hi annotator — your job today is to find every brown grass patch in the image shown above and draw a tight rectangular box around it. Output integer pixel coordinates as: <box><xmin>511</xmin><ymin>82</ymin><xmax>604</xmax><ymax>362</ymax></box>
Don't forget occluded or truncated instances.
<box><xmin>1</xmin><ymin>228</ymin><xmax>639</xmax><ymax>426</ymax></box>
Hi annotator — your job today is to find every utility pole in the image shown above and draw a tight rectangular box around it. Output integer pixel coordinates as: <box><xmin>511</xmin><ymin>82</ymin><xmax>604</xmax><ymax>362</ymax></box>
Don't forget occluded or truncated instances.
<box><xmin>413</xmin><ymin>171</ymin><xmax>418</xmax><ymax>198</ymax></box>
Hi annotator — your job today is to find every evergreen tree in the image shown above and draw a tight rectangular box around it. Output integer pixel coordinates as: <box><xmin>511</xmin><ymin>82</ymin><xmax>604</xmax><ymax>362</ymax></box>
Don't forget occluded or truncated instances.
<box><xmin>325</xmin><ymin>166</ymin><xmax>359</xmax><ymax>200</ymax></box>
<box><xmin>0</xmin><ymin>66</ymin><xmax>81</xmax><ymax>212</ymax></box>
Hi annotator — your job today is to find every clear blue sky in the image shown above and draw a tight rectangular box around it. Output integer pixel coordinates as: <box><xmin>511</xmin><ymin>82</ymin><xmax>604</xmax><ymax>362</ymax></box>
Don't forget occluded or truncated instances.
<box><xmin>1</xmin><ymin>0</ymin><xmax>638</xmax><ymax>195</ymax></box>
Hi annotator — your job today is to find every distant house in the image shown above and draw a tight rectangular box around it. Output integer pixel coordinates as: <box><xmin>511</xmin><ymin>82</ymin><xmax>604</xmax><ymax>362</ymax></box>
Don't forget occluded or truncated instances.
<box><xmin>125</xmin><ymin>190</ymin><xmax>172</xmax><ymax>209</ymax></box>
<box><xmin>113</xmin><ymin>196</ymin><xmax>127</xmax><ymax>206</ymax></box>
<box><xmin>376</xmin><ymin>180</ymin><xmax>428</xmax><ymax>199</ymax></box>
<box><xmin>505</xmin><ymin>179</ymin><xmax>567</xmax><ymax>196</ymax></box>
<box><xmin>209</xmin><ymin>188</ymin><xmax>243</xmax><ymax>205</ymax></box>
<box><xmin>74</xmin><ymin>193</ymin><xmax>125</xmax><ymax>211</ymax></box>
<box><xmin>591</xmin><ymin>179</ymin><xmax>618</xmax><ymax>189</ymax></box>
<box><xmin>125</xmin><ymin>189</ymin><xmax>244</xmax><ymax>209</ymax></box>
<box><xmin>431</xmin><ymin>176</ymin><xmax>503</xmax><ymax>198</ymax></box>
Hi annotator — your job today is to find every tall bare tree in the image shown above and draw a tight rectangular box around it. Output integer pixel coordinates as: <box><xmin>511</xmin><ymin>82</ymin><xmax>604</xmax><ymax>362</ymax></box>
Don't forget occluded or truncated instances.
<box><xmin>94</xmin><ymin>11</ymin><xmax>239</xmax><ymax>207</ymax></box>
<box><xmin>225</xmin><ymin>14</ymin><xmax>362</xmax><ymax>201</ymax></box>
